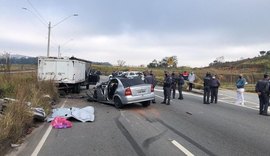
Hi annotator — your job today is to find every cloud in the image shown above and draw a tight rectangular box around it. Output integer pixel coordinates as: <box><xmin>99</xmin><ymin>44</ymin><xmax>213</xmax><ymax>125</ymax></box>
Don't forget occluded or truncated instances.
<box><xmin>1</xmin><ymin>0</ymin><xmax>270</xmax><ymax>67</ymax></box>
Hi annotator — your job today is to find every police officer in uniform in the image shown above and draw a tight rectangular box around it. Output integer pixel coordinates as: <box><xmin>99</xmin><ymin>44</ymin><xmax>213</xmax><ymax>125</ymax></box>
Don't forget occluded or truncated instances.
<box><xmin>171</xmin><ymin>71</ymin><xmax>177</xmax><ymax>99</ymax></box>
<box><xmin>255</xmin><ymin>73</ymin><xmax>270</xmax><ymax>115</ymax></box>
<box><xmin>177</xmin><ymin>73</ymin><xmax>185</xmax><ymax>100</ymax></box>
<box><xmin>144</xmin><ymin>71</ymin><xmax>156</xmax><ymax>103</ymax></box>
<box><xmin>210</xmin><ymin>75</ymin><xmax>220</xmax><ymax>103</ymax></box>
<box><xmin>162</xmin><ymin>71</ymin><xmax>172</xmax><ymax>105</ymax></box>
<box><xmin>203</xmin><ymin>72</ymin><xmax>211</xmax><ymax>104</ymax></box>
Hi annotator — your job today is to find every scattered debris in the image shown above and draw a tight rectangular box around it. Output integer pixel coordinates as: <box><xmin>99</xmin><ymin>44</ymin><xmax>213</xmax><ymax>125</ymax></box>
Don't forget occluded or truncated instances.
<box><xmin>32</xmin><ymin>108</ymin><xmax>46</xmax><ymax>121</ymax></box>
<box><xmin>10</xmin><ymin>144</ymin><xmax>20</xmax><ymax>148</ymax></box>
<box><xmin>0</xmin><ymin>98</ymin><xmax>47</xmax><ymax>121</ymax></box>
<box><xmin>51</xmin><ymin>117</ymin><xmax>72</xmax><ymax>129</ymax></box>
<box><xmin>186</xmin><ymin>112</ymin><xmax>192</xmax><ymax>115</ymax></box>
<box><xmin>47</xmin><ymin>106</ymin><xmax>95</xmax><ymax>122</ymax></box>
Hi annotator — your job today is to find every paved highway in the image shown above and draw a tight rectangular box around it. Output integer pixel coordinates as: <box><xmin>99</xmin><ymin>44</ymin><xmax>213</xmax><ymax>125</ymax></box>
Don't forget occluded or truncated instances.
<box><xmin>9</xmin><ymin>80</ymin><xmax>270</xmax><ymax>156</ymax></box>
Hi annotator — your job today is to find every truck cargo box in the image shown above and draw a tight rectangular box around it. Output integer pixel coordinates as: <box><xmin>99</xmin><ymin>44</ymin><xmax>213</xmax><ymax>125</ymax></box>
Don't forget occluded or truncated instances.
<box><xmin>38</xmin><ymin>57</ymin><xmax>85</xmax><ymax>84</ymax></box>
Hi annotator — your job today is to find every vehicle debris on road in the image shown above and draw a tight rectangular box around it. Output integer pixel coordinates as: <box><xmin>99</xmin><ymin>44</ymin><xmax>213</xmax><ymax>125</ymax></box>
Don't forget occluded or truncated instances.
<box><xmin>0</xmin><ymin>98</ymin><xmax>47</xmax><ymax>121</ymax></box>
<box><xmin>47</xmin><ymin>106</ymin><xmax>95</xmax><ymax>122</ymax></box>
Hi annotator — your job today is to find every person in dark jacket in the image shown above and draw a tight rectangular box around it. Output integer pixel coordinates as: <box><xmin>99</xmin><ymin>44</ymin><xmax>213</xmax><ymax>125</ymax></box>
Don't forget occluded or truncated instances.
<box><xmin>210</xmin><ymin>75</ymin><xmax>220</xmax><ymax>103</ymax></box>
<box><xmin>203</xmin><ymin>72</ymin><xmax>212</xmax><ymax>104</ymax></box>
<box><xmin>255</xmin><ymin>73</ymin><xmax>270</xmax><ymax>115</ymax></box>
<box><xmin>171</xmin><ymin>71</ymin><xmax>177</xmax><ymax>99</ymax></box>
<box><xmin>177</xmin><ymin>73</ymin><xmax>185</xmax><ymax>100</ymax></box>
<box><xmin>144</xmin><ymin>71</ymin><xmax>156</xmax><ymax>103</ymax></box>
<box><xmin>162</xmin><ymin>71</ymin><xmax>172</xmax><ymax>105</ymax></box>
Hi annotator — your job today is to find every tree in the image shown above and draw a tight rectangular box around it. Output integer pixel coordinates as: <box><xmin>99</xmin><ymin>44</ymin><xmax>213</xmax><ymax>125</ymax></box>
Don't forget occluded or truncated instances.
<box><xmin>147</xmin><ymin>59</ymin><xmax>158</xmax><ymax>68</ymax></box>
<box><xmin>117</xmin><ymin>60</ymin><xmax>126</xmax><ymax>67</ymax></box>
<box><xmin>0</xmin><ymin>52</ymin><xmax>11</xmax><ymax>73</ymax></box>
<box><xmin>216</xmin><ymin>56</ymin><xmax>225</xmax><ymax>63</ymax></box>
<box><xmin>159</xmin><ymin>57</ymin><xmax>168</xmax><ymax>68</ymax></box>
<box><xmin>260</xmin><ymin>51</ymin><xmax>266</xmax><ymax>56</ymax></box>
<box><xmin>147</xmin><ymin>56</ymin><xmax>178</xmax><ymax>68</ymax></box>
<box><xmin>170</xmin><ymin>56</ymin><xmax>178</xmax><ymax>67</ymax></box>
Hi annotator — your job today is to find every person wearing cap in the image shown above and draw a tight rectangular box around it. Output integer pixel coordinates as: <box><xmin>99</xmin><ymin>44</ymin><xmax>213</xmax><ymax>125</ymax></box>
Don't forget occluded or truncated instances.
<box><xmin>162</xmin><ymin>71</ymin><xmax>172</xmax><ymax>105</ymax></box>
<box><xmin>255</xmin><ymin>73</ymin><xmax>270</xmax><ymax>115</ymax></box>
<box><xmin>210</xmin><ymin>74</ymin><xmax>220</xmax><ymax>103</ymax></box>
<box><xmin>235</xmin><ymin>74</ymin><xmax>247</xmax><ymax>105</ymax></box>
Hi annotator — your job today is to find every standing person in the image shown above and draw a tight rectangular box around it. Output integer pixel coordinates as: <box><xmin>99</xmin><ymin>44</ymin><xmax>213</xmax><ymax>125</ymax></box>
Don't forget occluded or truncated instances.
<box><xmin>182</xmin><ymin>71</ymin><xmax>189</xmax><ymax>81</ymax></box>
<box><xmin>144</xmin><ymin>70</ymin><xmax>156</xmax><ymax>103</ymax></box>
<box><xmin>171</xmin><ymin>71</ymin><xmax>177</xmax><ymax>99</ymax></box>
<box><xmin>255</xmin><ymin>73</ymin><xmax>270</xmax><ymax>115</ymax></box>
<box><xmin>112</xmin><ymin>71</ymin><xmax>117</xmax><ymax>77</ymax></box>
<box><xmin>203</xmin><ymin>72</ymin><xmax>211</xmax><ymax>104</ymax></box>
<box><xmin>162</xmin><ymin>71</ymin><xmax>172</xmax><ymax>105</ymax></box>
<box><xmin>188</xmin><ymin>71</ymin><xmax>195</xmax><ymax>91</ymax></box>
<box><xmin>235</xmin><ymin>74</ymin><xmax>247</xmax><ymax>105</ymax></box>
<box><xmin>177</xmin><ymin>73</ymin><xmax>185</xmax><ymax>100</ymax></box>
<box><xmin>210</xmin><ymin>75</ymin><xmax>220</xmax><ymax>103</ymax></box>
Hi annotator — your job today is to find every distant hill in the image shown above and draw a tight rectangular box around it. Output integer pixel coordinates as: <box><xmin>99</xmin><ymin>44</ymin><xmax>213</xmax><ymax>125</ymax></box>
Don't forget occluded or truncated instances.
<box><xmin>207</xmin><ymin>55</ymin><xmax>270</xmax><ymax>73</ymax></box>
<box><xmin>3</xmin><ymin>55</ymin><xmax>112</xmax><ymax>66</ymax></box>
<box><xmin>92</xmin><ymin>61</ymin><xmax>112</xmax><ymax>66</ymax></box>
<box><xmin>11</xmin><ymin>54</ymin><xmax>30</xmax><ymax>59</ymax></box>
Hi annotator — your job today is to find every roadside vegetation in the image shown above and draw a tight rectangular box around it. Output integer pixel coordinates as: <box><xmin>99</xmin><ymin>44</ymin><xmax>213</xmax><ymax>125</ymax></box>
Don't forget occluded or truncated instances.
<box><xmin>93</xmin><ymin>56</ymin><xmax>266</xmax><ymax>93</ymax></box>
<box><xmin>0</xmin><ymin>72</ymin><xmax>58</xmax><ymax>154</ymax></box>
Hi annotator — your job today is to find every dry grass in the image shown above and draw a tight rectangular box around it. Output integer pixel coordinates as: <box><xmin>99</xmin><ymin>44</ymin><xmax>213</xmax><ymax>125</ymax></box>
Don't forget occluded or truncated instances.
<box><xmin>93</xmin><ymin>65</ymin><xmax>263</xmax><ymax>92</ymax></box>
<box><xmin>0</xmin><ymin>72</ymin><xmax>58</xmax><ymax>154</ymax></box>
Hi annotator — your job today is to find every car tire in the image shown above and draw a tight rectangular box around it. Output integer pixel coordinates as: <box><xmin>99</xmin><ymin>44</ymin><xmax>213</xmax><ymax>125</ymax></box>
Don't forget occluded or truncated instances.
<box><xmin>114</xmin><ymin>97</ymin><xmax>123</xmax><ymax>109</ymax></box>
<box><xmin>93</xmin><ymin>90</ymin><xmax>97</xmax><ymax>99</ymax></box>
<box><xmin>142</xmin><ymin>101</ymin><xmax>151</xmax><ymax>107</ymax></box>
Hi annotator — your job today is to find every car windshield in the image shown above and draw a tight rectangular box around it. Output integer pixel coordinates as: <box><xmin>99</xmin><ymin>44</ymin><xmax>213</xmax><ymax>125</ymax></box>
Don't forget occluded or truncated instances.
<box><xmin>120</xmin><ymin>77</ymin><xmax>144</xmax><ymax>88</ymax></box>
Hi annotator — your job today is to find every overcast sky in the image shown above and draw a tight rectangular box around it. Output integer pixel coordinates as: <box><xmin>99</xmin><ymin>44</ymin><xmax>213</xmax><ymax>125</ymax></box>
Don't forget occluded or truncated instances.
<box><xmin>1</xmin><ymin>0</ymin><xmax>270</xmax><ymax>67</ymax></box>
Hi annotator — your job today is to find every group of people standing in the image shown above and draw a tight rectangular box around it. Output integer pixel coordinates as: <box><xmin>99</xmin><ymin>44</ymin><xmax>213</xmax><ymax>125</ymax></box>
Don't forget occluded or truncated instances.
<box><xmin>162</xmin><ymin>71</ymin><xmax>193</xmax><ymax>105</ymax></box>
<box><xmin>203</xmin><ymin>72</ymin><xmax>221</xmax><ymax>104</ymax></box>
<box><xmin>143</xmin><ymin>69</ymin><xmax>270</xmax><ymax>116</ymax></box>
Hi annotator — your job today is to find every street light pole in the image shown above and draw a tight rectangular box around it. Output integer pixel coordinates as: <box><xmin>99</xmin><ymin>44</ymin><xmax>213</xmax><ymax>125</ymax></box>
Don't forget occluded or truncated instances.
<box><xmin>47</xmin><ymin>14</ymin><xmax>78</xmax><ymax>57</ymax></box>
<box><xmin>22</xmin><ymin>7</ymin><xmax>78</xmax><ymax>57</ymax></box>
<box><xmin>47</xmin><ymin>22</ymin><xmax>51</xmax><ymax>57</ymax></box>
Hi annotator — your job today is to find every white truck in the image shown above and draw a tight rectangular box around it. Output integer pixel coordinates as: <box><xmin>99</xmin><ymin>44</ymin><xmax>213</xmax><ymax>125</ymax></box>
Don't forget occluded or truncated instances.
<box><xmin>37</xmin><ymin>57</ymin><xmax>99</xmax><ymax>93</ymax></box>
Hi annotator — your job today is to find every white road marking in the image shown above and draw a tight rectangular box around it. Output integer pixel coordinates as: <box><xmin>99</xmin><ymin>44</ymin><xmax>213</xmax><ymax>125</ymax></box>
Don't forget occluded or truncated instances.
<box><xmin>171</xmin><ymin>140</ymin><xmax>194</xmax><ymax>156</ymax></box>
<box><xmin>31</xmin><ymin>99</ymin><xmax>67</xmax><ymax>156</ymax></box>
<box><xmin>155</xmin><ymin>89</ymin><xmax>258</xmax><ymax>111</ymax></box>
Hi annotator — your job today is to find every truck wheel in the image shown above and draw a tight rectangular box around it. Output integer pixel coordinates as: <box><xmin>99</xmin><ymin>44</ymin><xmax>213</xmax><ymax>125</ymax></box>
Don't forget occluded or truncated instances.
<box><xmin>86</xmin><ymin>84</ymin><xmax>89</xmax><ymax>90</ymax></box>
<box><xmin>73</xmin><ymin>84</ymin><xmax>80</xmax><ymax>93</ymax></box>
<box><xmin>114</xmin><ymin>97</ymin><xmax>123</xmax><ymax>109</ymax></box>
<box><xmin>142</xmin><ymin>101</ymin><xmax>150</xmax><ymax>107</ymax></box>
<box><xmin>77</xmin><ymin>84</ymin><xmax>81</xmax><ymax>93</ymax></box>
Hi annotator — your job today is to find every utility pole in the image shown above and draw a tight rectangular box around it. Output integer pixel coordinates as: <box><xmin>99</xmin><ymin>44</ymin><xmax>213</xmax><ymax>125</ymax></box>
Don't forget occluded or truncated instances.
<box><xmin>47</xmin><ymin>22</ymin><xmax>51</xmax><ymax>57</ymax></box>
<box><xmin>58</xmin><ymin>45</ymin><xmax>61</xmax><ymax>57</ymax></box>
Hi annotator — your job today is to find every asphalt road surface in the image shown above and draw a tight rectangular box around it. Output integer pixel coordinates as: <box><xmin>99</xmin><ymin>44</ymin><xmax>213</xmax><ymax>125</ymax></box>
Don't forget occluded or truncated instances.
<box><xmin>8</xmin><ymin>79</ymin><xmax>270</xmax><ymax>156</ymax></box>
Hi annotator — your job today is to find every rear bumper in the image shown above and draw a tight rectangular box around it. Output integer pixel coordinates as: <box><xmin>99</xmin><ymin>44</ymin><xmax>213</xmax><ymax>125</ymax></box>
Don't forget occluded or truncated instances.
<box><xmin>121</xmin><ymin>93</ymin><xmax>155</xmax><ymax>104</ymax></box>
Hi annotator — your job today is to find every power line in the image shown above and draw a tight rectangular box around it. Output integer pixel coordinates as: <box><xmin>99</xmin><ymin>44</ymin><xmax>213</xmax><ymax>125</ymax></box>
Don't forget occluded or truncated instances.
<box><xmin>26</xmin><ymin>0</ymin><xmax>48</xmax><ymax>25</ymax></box>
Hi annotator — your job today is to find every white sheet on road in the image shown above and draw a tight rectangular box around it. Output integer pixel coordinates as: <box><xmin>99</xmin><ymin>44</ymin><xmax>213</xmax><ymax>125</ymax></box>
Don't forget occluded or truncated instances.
<box><xmin>47</xmin><ymin>106</ymin><xmax>95</xmax><ymax>122</ymax></box>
